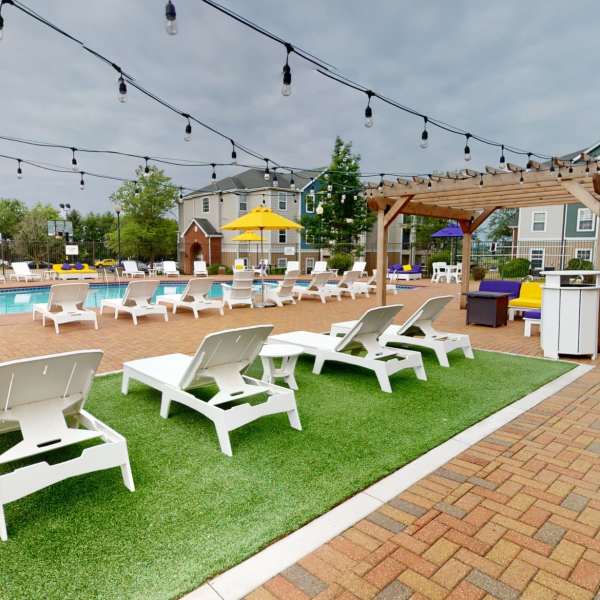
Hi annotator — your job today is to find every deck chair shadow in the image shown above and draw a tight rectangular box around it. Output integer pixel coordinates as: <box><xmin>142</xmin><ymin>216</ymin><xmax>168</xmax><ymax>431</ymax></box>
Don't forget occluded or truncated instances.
<box><xmin>157</xmin><ymin>278</ymin><xmax>224</xmax><ymax>317</ymax></box>
<box><xmin>121</xmin><ymin>325</ymin><xmax>302</xmax><ymax>456</ymax></box>
<box><xmin>331</xmin><ymin>295</ymin><xmax>473</xmax><ymax>367</ymax></box>
<box><xmin>32</xmin><ymin>282</ymin><xmax>98</xmax><ymax>334</ymax></box>
<box><xmin>0</xmin><ymin>350</ymin><xmax>134</xmax><ymax>541</ymax></box>
<box><xmin>100</xmin><ymin>280</ymin><xmax>168</xmax><ymax>325</ymax></box>
<box><xmin>269</xmin><ymin>304</ymin><xmax>427</xmax><ymax>393</ymax></box>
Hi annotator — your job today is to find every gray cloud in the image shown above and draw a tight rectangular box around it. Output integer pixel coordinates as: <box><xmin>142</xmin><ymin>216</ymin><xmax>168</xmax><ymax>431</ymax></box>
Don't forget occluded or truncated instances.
<box><xmin>0</xmin><ymin>0</ymin><xmax>598</xmax><ymax>213</ymax></box>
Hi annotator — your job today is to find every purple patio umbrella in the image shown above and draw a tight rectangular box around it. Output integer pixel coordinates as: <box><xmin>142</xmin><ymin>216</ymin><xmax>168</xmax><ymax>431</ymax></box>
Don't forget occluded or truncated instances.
<box><xmin>431</xmin><ymin>224</ymin><xmax>463</xmax><ymax>238</ymax></box>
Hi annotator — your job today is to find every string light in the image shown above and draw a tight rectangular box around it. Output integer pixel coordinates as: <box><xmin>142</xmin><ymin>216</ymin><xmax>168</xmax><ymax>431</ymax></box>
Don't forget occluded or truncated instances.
<box><xmin>290</xmin><ymin>171</ymin><xmax>295</xmax><ymax>190</ymax></box>
<box><xmin>165</xmin><ymin>0</ymin><xmax>177</xmax><ymax>35</ymax></box>
<box><xmin>134</xmin><ymin>182</ymin><xmax>140</xmax><ymax>195</ymax></box>
<box><xmin>327</xmin><ymin>183</ymin><xmax>333</xmax><ymax>192</ymax></box>
<box><xmin>586</xmin><ymin>161</ymin><xmax>590</xmax><ymax>175</ymax></box>
<box><xmin>378</xmin><ymin>173</ymin><xmax>384</xmax><ymax>192</ymax></box>
<box><xmin>557</xmin><ymin>168</ymin><xmax>562</xmax><ymax>180</ymax></box>
<box><xmin>211</xmin><ymin>163</ymin><xmax>216</xmax><ymax>180</ymax></box>
<box><xmin>526</xmin><ymin>153</ymin><xmax>533</xmax><ymax>171</ymax></box>
<box><xmin>0</xmin><ymin>0</ymin><xmax>6</xmax><ymax>42</ymax></box>
<box><xmin>184</xmin><ymin>116</ymin><xmax>192</xmax><ymax>142</ymax></box>
<box><xmin>230</xmin><ymin>140</ymin><xmax>237</xmax><ymax>161</ymax></box>
<box><xmin>16</xmin><ymin>159</ymin><xmax>22</xmax><ymax>179</ymax></box>
<box><xmin>263</xmin><ymin>159</ymin><xmax>270</xmax><ymax>181</ymax></box>
<box><xmin>316</xmin><ymin>202</ymin><xmax>324</xmax><ymax>215</ymax></box>
<box><xmin>364</xmin><ymin>91</ymin><xmax>374</xmax><ymax>128</ymax></box>
<box><xmin>281</xmin><ymin>44</ymin><xmax>292</xmax><ymax>96</ymax></box>
<box><xmin>568</xmin><ymin>163</ymin><xmax>573</xmax><ymax>174</ymax></box>
<box><xmin>79</xmin><ymin>171</ymin><xmax>85</xmax><ymax>190</ymax></box>
<box><xmin>117</xmin><ymin>74</ymin><xmax>127</xmax><ymax>103</ymax></box>
<box><xmin>479</xmin><ymin>173</ymin><xmax>484</xmax><ymax>187</ymax></box>
<box><xmin>341</xmin><ymin>193</ymin><xmax>346</xmax><ymax>203</ymax></box>
<box><xmin>179</xmin><ymin>187</ymin><xmax>184</xmax><ymax>200</ymax></box>
<box><xmin>464</xmin><ymin>134</ymin><xmax>472</xmax><ymax>162</ymax></box>
<box><xmin>519</xmin><ymin>170</ymin><xmax>524</xmax><ymax>184</ymax></box>
<box><xmin>549</xmin><ymin>161</ymin><xmax>555</xmax><ymax>176</ymax></box>
<box><xmin>327</xmin><ymin>191</ymin><xmax>332</xmax><ymax>199</ymax></box>
<box><xmin>427</xmin><ymin>176</ymin><xmax>432</xmax><ymax>190</ymax></box>
<box><xmin>143</xmin><ymin>157</ymin><xmax>150</xmax><ymax>176</ymax></box>
<box><xmin>71</xmin><ymin>147</ymin><xmax>78</xmax><ymax>171</ymax></box>
<box><xmin>419</xmin><ymin>117</ymin><xmax>429</xmax><ymax>149</ymax></box>
<box><xmin>272</xmin><ymin>170</ymin><xmax>279</xmax><ymax>187</ymax></box>
<box><xmin>499</xmin><ymin>145</ymin><xmax>506</xmax><ymax>169</ymax></box>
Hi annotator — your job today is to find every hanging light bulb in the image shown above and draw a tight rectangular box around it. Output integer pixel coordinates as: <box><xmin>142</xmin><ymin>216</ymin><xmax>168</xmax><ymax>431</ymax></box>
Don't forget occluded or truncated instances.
<box><xmin>184</xmin><ymin>116</ymin><xmax>192</xmax><ymax>142</ymax></box>
<box><xmin>324</xmin><ymin>172</ymin><xmax>329</xmax><ymax>180</ymax></box>
<box><xmin>316</xmin><ymin>203</ymin><xmax>324</xmax><ymax>215</ymax></box>
<box><xmin>281</xmin><ymin>44</ymin><xmax>292</xmax><ymax>96</ymax></box>
<box><xmin>364</xmin><ymin>91</ymin><xmax>374</xmax><ymax>128</ymax></box>
<box><xmin>0</xmin><ymin>11</ymin><xmax>4</xmax><ymax>42</ymax></box>
<box><xmin>16</xmin><ymin>159</ymin><xmax>22</xmax><ymax>179</ymax></box>
<box><xmin>80</xmin><ymin>171</ymin><xmax>85</xmax><ymax>190</ymax></box>
<box><xmin>557</xmin><ymin>168</ymin><xmax>562</xmax><ymax>180</ymax></box>
<box><xmin>143</xmin><ymin>157</ymin><xmax>150</xmax><ymax>177</ymax></box>
<box><xmin>327</xmin><ymin>183</ymin><xmax>333</xmax><ymax>192</ymax></box>
<box><xmin>568</xmin><ymin>163</ymin><xmax>574</xmax><ymax>174</ymax></box>
<box><xmin>499</xmin><ymin>144</ymin><xmax>506</xmax><ymax>169</ymax></box>
<box><xmin>290</xmin><ymin>171</ymin><xmax>295</xmax><ymax>190</ymax></box>
<box><xmin>427</xmin><ymin>176</ymin><xmax>432</xmax><ymax>191</ymax></box>
<box><xmin>263</xmin><ymin>160</ymin><xmax>270</xmax><ymax>181</ymax></box>
<box><xmin>220</xmin><ymin>192</ymin><xmax>224</xmax><ymax>203</ymax></box>
<box><xmin>273</xmin><ymin>170</ymin><xmax>279</xmax><ymax>187</ymax></box>
<box><xmin>526</xmin><ymin>153</ymin><xmax>533</xmax><ymax>171</ymax></box>
<box><xmin>419</xmin><ymin>117</ymin><xmax>429</xmax><ymax>149</ymax></box>
<box><xmin>519</xmin><ymin>171</ymin><xmax>524</xmax><ymax>184</ymax></box>
<box><xmin>179</xmin><ymin>187</ymin><xmax>184</xmax><ymax>201</ymax></box>
<box><xmin>378</xmin><ymin>174</ymin><xmax>384</xmax><ymax>193</ymax></box>
<box><xmin>341</xmin><ymin>194</ymin><xmax>346</xmax><ymax>203</ymax></box>
<box><xmin>586</xmin><ymin>161</ymin><xmax>590</xmax><ymax>175</ymax></box>
<box><xmin>327</xmin><ymin>192</ymin><xmax>332</xmax><ymax>199</ymax></box>
<box><xmin>549</xmin><ymin>161</ymin><xmax>555</xmax><ymax>176</ymax></box>
<box><xmin>71</xmin><ymin>148</ymin><xmax>78</xmax><ymax>171</ymax></box>
<box><xmin>230</xmin><ymin>140</ymin><xmax>237</xmax><ymax>162</ymax></box>
<box><xmin>353</xmin><ymin>195</ymin><xmax>358</xmax><ymax>201</ymax></box>
<box><xmin>464</xmin><ymin>134</ymin><xmax>472</xmax><ymax>162</ymax></box>
<box><xmin>211</xmin><ymin>163</ymin><xmax>216</xmax><ymax>180</ymax></box>
<box><xmin>134</xmin><ymin>181</ymin><xmax>140</xmax><ymax>195</ymax></box>
<box><xmin>479</xmin><ymin>173</ymin><xmax>484</xmax><ymax>187</ymax></box>
<box><xmin>117</xmin><ymin>74</ymin><xmax>127</xmax><ymax>103</ymax></box>
<box><xmin>165</xmin><ymin>0</ymin><xmax>177</xmax><ymax>35</ymax></box>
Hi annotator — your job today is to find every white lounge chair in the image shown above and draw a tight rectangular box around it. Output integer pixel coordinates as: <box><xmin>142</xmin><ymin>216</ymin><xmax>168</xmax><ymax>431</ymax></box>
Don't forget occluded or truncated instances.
<box><xmin>264</xmin><ymin>271</ymin><xmax>298</xmax><ymax>307</ymax></box>
<box><xmin>157</xmin><ymin>278</ymin><xmax>224</xmax><ymax>317</ymax></box>
<box><xmin>270</xmin><ymin>304</ymin><xmax>427</xmax><ymax>393</ymax></box>
<box><xmin>122</xmin><ymin>260</ymin><xmax>145</xmax><ymax>278</ymax></box>
<box><xmin>162</xmin><ymin>260</ymin><xmax>180</xmax><ymax>277</ymax></box>
<box><xmin>9</xmin><ymin>262</ymin><xmax>42</xmax><ymax>282</ymax></box>
<box><xmin>431</xmin><ymin>262</ymin><xmax>448</xmax><ymax>283</ymax></box>
<box><xmin>285</xmin><ymin>261</ymin><xmax>299</xmax><ymax>274</ymax></box>
<box><xmin>0</xmin><ymin>350</ymin><xmax>134</xmax><ymax>541</ymax></box>
<box><xmin>293</xmin><ymin>271</ymin><xmax>337</xmax><ymax>303</ymax></box>
<box><xmin>100</xmin><ymin>280</ymin><xmax>168</xmax><ymax>325</ymax></box>
<box><xmin>312</xmin><ymin>260</ymin><xmax>328</xmax><ymax>274</ymax></box>
<box><xmin>193</xmin><ymin>260</ymin><xmax>208</xmax><ymax>277</ymax></box>
<box><xmin>330</xmin><ymin>296</ymin><xmax>473</xmax><ymax>368</ymax></box>
<box><xmin>32</xmin><ymin>282</ymin><xmax>98</xmax><ymax>334</ymax></box>
<box><xmin>354</xmin><ymin>270</ymin><xmax>399</xmax><ymax>296</ymax></box>
<box><xmin>222</xmin><ymin>270</ymin><xmax>254</xmax><ymax>309</ymax></box>
<box><xmin>325</xmin><ymin>270</ymin><xmax>367</xmax><ymax>300</ymax></box>
<box><xmin>253</xmin><ymin>259</ymin><xmax>269</xmax><ymax>276</ymax></box>
<box><xmin>348</xmin><ymin>260</ymin><xmax>367</xmax><ymax>276</ymax></box>
<box><xmin>233</xmin><ymin>258</ymin><xmax>247</xmax><ymax>272</ymax></box>
<box><xmin>121</xmin><ymin>325</ymin><xmax>302</xmax><ymax>456</ymax></box>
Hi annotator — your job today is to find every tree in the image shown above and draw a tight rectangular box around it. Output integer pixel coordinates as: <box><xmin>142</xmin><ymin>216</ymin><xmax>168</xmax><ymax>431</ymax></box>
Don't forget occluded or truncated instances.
<box><xmin>301</xmin><ymin>137</ymin><xmax>374</xmax><ymax>256</ymax></box>
<box><xmin>14</xmin><ymin>203</ymin><xmax>61</xmax><ymax>265</ymax></box>
<box><xmin>0</xmin><ymin>199</ymin><xmax>28</xmax><ymax>239</ymax></box>
<box><xmin>487</xmin><ymin>208</ymin><xmax>518</xmax><ymax>241</ymax></box>
<box><xmin>80</xmin><ymin>212</ymin><xmax>116</xmax><ymax>242</ymax></box>
<box><xmin>107</xmin><ymin>166</ymin><xmax>178</xmax><ymax>261</ymax></box>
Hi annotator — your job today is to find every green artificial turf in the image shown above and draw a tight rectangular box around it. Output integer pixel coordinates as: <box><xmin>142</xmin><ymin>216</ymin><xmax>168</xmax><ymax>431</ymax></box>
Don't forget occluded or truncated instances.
<box><xmin>0</xmin><ymin>349</ymin><xmax>573</xmax><ymax>599</ymax></box>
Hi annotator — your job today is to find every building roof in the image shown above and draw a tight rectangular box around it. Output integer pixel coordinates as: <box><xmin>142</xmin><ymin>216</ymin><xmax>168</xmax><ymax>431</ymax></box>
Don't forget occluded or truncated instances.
<box><xmin>183</xmin><ymin>218</ymin><xmax>222</xmax><ymax>237</ymax></box>
<box><xmin>188</xmin><ymin>168</ymin><xmax>326</xmax><ymax>195</ymax></box>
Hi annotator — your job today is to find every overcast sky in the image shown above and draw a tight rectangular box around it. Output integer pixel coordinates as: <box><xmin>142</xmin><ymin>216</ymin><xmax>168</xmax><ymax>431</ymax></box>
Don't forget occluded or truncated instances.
<box><xmin>0</xmin><ymin>0</ymin><xmax>598</xmax><ymax>214</ymax></box>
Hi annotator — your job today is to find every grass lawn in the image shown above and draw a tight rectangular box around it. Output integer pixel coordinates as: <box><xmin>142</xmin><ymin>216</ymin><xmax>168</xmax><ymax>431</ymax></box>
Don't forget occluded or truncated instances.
<box><xmin>0</xmin><ymin>349</ymin><xmax>573</xmax><ymax>599</ymax></box>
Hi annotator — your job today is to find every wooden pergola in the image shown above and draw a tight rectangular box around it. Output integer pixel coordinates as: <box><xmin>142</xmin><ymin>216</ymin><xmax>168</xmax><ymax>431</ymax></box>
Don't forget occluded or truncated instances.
<box><xmin>368</xmin><ymin>160</ymin><xmax>600</xmax><ymax>308</ymax></box>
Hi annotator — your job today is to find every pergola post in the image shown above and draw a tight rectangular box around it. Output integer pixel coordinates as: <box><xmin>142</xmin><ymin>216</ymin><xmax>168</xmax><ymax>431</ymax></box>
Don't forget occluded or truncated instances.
<box><xmin>459</xmin><ymin>220</ymin><xmax>472</xmax><ymax>309</ymax></box>
<box><xmin>376</xmin><ymin>205</ymin><xmax>387</xmax><ymax>306</ymax></box>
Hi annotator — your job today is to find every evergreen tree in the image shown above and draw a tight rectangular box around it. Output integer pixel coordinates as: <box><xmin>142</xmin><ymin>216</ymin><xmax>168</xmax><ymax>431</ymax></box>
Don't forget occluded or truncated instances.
<box><xmin>301</xmin><ymin>137</ymin><xmax>374</xmax><ymax>256</ymax></box>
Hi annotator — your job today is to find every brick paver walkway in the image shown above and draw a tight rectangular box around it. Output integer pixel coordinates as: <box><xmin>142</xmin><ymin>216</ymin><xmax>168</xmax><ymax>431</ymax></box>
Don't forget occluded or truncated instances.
<box><xmin>247</xmin><ymin>370</ymin><xmax>600</xmax><ymax>600</ymax></box>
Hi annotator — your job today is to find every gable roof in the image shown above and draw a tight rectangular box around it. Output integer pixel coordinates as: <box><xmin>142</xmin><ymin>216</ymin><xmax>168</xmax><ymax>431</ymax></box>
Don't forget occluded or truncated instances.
<box><xmin>183</xmin><ymin>218</ymin><xmax>222</xmax><ymax>238</ymax></box>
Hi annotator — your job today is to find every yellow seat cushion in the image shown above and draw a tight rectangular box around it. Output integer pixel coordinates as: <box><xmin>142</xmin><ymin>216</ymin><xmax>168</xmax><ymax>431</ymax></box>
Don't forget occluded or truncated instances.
<box><xmin>508</xmin><ymin>281</ymin><xmax>542</xmax><ymax>309</ymax></box>
<box><xmin>403</xmin><ymin>264</ymin><xmax>412</xmax><ymax>272</ymax></box>
<box><xmin>52</xmin><ymin>263</ymin><xmax>96</xmax><ymax>274</ymax></box>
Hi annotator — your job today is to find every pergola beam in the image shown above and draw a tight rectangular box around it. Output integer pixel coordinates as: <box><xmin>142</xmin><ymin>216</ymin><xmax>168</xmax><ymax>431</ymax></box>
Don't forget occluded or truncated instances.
<box><xmin>384</xmin><ymin>196</ymin><xmax>413</xmax><ymax>228</ymax></box>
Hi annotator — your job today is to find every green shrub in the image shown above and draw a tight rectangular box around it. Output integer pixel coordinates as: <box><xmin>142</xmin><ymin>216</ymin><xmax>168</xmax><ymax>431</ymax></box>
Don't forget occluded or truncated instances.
<box><xmin>471</xmin><ymin>265</ymin><xmax>487</xmax><ymax>281</ymax></box>
<box><xmin>499</xmin><ymin>258</ymin><xmax>530</xmax><ymax>278</ymax></box>
<box><xmin>328</xmin><ymin>253</ymin><xmax>353</xmax><ymax>273</ymax></box>
<box><xmin>566</xmin><ymin>258</ymin><xmax>593</xmax><ymax>271</ymax></box>
<box><xmin>207</xmin><ymin>264</ymin><xmax>232</xmax><ymax>275</ymax></box>
<box><xmin>270</xmin><ymin>267</ymin><xmax>286</xmax><ymax>275</ymax></box>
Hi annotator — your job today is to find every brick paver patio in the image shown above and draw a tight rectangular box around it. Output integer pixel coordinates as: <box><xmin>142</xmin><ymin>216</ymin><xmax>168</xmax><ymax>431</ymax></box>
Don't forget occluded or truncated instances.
<box><xmin>246</xmin><ymin>370</ymin><xmax>600</xmax><ymax>600</ymax></box>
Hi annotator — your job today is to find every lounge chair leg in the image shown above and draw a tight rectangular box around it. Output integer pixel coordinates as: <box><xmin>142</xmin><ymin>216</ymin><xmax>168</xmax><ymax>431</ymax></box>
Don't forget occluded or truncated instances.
<box><xmin>215</xmin><ymin>424</ymin><xmax>233</xmax><ymax>457</ymax></box>
<box><xmin>121</xmin><ymin>373</ymin><xmax>130</xmax><ymax>395</ymax></box>
<box><xmin>434</xmin><ymin>346</ymin><xmax>450</xmax><ymax>367</ymax></box>
<box><xmin>93</xmin><ymin>315</ymin><xmax>99</xmax><ymax>330</ymax></box>
<box><xmin>373</xmin><ymin>364</ymin><xmax>392</xmax><ymax>393</ymax></box>
<box><xmin>164</xmin><ymin>311</ymin><xmax>168</xmax><ymax>322</ymax></box>
<box><xmin>160</xmin><ymin>392</ymin><xmax>171</xmax><ymax>418</ymax></box>
<box><xmin>120</xmin><ymin>460</ymin><xmax>135</xmax><ymax>492</ymax></box>
<box><xmin>287</xmin><ymin>406</ymin><xmax>302</xmax><ymax>431</ymax></box>
<box><xmin>54</xmin><ymin>321</ymin><xmax>60</xmax><ymax>335</ymax></box>
<box><xmin>313</xmin><ymin>355</ymin><xmax>326</xmax><ymax>374</ymax></box>
<box><xmin>413</xmin><ymin>360</ymin><xmax>428</xmax><ymax>381</ymax></box>
<box><xmin>463</xmin><ymin>344</ymin><xmax>474</xmax><ymax>359</ymax></box>
<box><xmin>0</xmin><ymin>505</ymin><xmax>6</xmax><ymax>542</ymax></box>
<box><xmin>131</xmin><ymin>314</ymin><xmax>138</xmax><ymax>325</ymax></box>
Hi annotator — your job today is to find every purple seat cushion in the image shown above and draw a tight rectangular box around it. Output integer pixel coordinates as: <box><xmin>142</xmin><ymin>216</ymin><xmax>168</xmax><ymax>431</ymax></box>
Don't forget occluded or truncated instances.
<box><xmin>410</xmin><ymin>264</ymin><xmax>422</xmax><ymax>274</ymax></box>
<box><xmin>61</xmin><ymin>263</ymin><xmax>71</xmax><ymax>270</ymax></box>
<box><xmin>523</xmin><ymin>310</ymin><xmax>541</xmax><ymax>319</ymax></box>
<box><xmin>74</xmin><ymin>262</ymin><xmax>84</xmax><ymax>270</ymax></box>
<box><xmin>479</xmin><ymin>279</ymin><xmax>521</xmax><ymax>299</ymax></box>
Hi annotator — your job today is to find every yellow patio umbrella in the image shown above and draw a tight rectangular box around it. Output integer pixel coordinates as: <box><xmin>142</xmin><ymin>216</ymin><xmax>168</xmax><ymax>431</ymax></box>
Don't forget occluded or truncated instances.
<box><xmin>231</xmin><ymin>230</ymin><xmax>263</xmax><ymax>266</ymax></box>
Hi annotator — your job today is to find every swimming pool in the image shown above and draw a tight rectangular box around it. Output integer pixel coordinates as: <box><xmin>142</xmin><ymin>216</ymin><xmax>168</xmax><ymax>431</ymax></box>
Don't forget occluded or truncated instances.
<box><xmin>0</xmin><ymin>280</ymin><xmax>414</xmax><ymax>314</ymax></box>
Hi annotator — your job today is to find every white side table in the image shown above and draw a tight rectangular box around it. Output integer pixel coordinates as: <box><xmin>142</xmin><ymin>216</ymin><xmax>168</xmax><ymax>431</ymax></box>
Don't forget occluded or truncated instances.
<box><xmin>147</xmin><ymin>268</ymin><xmax>158</xmax><ymax>278</ymax></box>
<box><xmin>259</xmin><ymin>343</ymin><xmax>302</xmax><ymax>390</ymax></box>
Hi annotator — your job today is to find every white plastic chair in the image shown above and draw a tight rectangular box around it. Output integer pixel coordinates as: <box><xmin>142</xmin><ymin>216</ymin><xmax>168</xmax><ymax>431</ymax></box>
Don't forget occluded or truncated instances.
<box><xmin>293</xmin><ymin>271</ymin><xmax>337</xmax><ymax>303</ymax></box>
<box><xmin>221</xmin><ymin>270</ymin><xmax>254</xmax><ymax>309</ymax></box>
<box><xmin>233</xmin><ymin>258</ymin><xmax>247</xmax><ymax>272</ymax></box>
<box><xmin>122</xmin><ymin>325</ymin><xmax>302</xmax><ymax>456</ymax></box>
<box><xmin>285</xmin><ymin>261</ymin><xmax>299</xmax><ymax>274</ymax></box>
<box><xmin>312</xmin><ymin>261</ymin><xmax>328</xmax><ymax>274</ymax></box>
<box><xmin>0</xmin><ymin>350</ymin><xmax>134</xmax><ymax>541</ymax></box>
<box><xmin>122</xmin><ymin>260</ymin><xmax>145</xmax><ymax>278</ymax></box>
<box><xmin>32</xmin><ymin>282</ymin><xmax>98</xmax><ymax>334</ymax></box>
<box><xmin>162</xmin><ymin>260</ymin><xmax>180</xmax><ymax>277</ymax></box>
<box><xmin>157</xmin><ymin>278</ymin><xmax>224</xmax><ymax>317</ymax></box>
<box><xmin>325</xmin><ymin>270</ymin><xmax>367</xmax><ymax>300</ymax></box>
<box><xmin>193</xmin><ymin>260</ymin><xmax>208</xmax><ymax>277</ymax></box>
<box><xmin>431</xmin><ymin>262</ymin><xmax>448</xmax><ymax>283</ymax></box>
<box><xmin>349</xmin><ymin>260</ymin><xmax>367</xmax><ymax>276</ymax></box>
<box><xmin>254</xmin><ymin>259</ymin><xmax>269</xmax><ymax>276</ymax></box>
<box><xmin>270</xmin><ymin>305</ymin><xmax>426</xmax><ymax>393</ymax></box>
<box><xmin>353</xmin><ymin>269</ymin><xmax>399</xmax><ymax>296</ymax></box>
<box><xmin>265</xmin><ymin>271</ymin><xmax>298</xmax><ymax>307</ymax></box>
<box><xmin>9</xmin><ymin>262</ymin><xmax>42</xmax><ymax>282</ymax></box>
<box><xmin>331</xmin><ymin>295</ymin><xmax>473</xmax><ymax>368</ymax></box>
<box><xmin>448</xmin><ymin>264</ymin><xmax>462</xmax><ymax>284</ymax></box>
<box><xmin>100</xmin><ymin>280</ymin><xmax>168</xmax><ymax>325</ymax></box>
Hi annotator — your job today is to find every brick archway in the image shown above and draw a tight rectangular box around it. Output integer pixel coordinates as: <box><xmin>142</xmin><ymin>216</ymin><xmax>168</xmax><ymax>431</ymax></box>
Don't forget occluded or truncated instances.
<box><xmin>182</xmin><ymin>219</ymin><xmax>222</xmax><ymax>274</ymax></box>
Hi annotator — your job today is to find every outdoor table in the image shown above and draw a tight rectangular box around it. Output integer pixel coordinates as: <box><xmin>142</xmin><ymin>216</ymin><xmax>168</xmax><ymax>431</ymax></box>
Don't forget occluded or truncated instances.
<box><xmin>147</xmin><ymin>268</ymin><xmax>158</xmax><ymax>278</ymax></box>
<box><xmin>259</xmin><ymin>343</ymin><xmax>302</xmax><ymax>390</ymax></box>
<box><xmin>465</xmin><ymin>291</ymin><xmax>510</xmax><ymax>327</ymax></box>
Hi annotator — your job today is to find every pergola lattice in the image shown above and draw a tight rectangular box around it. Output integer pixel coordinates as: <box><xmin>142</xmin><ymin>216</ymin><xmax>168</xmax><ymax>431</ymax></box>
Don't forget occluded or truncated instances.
<box><xmin>367</xmin><ymin>160</ymin><xmax>600</xmax><ymax>307</ymax></box>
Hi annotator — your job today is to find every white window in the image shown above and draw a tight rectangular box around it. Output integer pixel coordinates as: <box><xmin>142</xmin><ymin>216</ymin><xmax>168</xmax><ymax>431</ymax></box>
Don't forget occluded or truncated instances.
<box><xmin>577</xmin><ymin>208</ymin><xmax>594</xmax><ymax>232</ymax></box>
<box><xmin>305</xmin><ymin>257</ymin><xmax>315</xmax><ymax>270</ymax></box>
<box><xmin>531</xmin><ymin>212</ymin><xmax>546</xmax><ymax>232</ymax></box>
<box><xmin>278</xmin><ymin>192</ymin><xmax>287</xmax><ymax>211</ymax></box>
<box><xmin>277</xmin><ymin>258</ymin><xmax>287</xmax><ymax>268</ymax></box>
<box><xmin>529</xmin><ymin>248</ymin><xmax>544</xmax><ymax>270</ymax></box>
<box><xmin>305</xmin><ymin>195</ymin><xmax>315</xmax><ymax>213</ymax></box>
<box><xmin>239</xmin><ymin>195</ymin><xmax>247</xmax><ymax>212</ymax></box>
<box><xmin>576</xmin><ymin>249</ymin><xmax>592</xmax><ymax>261</ymax></box>
<box><xmin>202</xmin><ymin>197</ymin><xmax>210</xmax><ymax>213</ymax></box>
<box><xmin>278</xmin><ymin>229</ymin><xmax>287</xmax><ymax>243</ymax></box>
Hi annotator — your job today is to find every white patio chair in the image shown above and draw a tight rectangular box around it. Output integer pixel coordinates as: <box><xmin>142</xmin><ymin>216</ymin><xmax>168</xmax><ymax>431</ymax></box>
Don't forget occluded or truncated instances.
<box><xmin>32</xmin><ymin>282</ymin><xmax>98</xmax><ymax>334</ymax></box>
<box><xmin>122</xmin><ymin>260</ymin><xmax>145</xmax><ymax>278</ymax></box>
<box><xmin>348</xmin><ymin>260</ymin><xmax>367</xmax><ymax>276</ymax></box>
<box><xmin>157</xmin><ymin>278</ymin><xmax>224</xmax><ymax>317</ymax></box>
<box><xmin>431</xmin><ymin>262</ymin><xmax>448</xmax><ymax>283</ymax></box>
<box><xmin>325</xmin><ymin>270</ymin><xmax>367</xmax><ymax>300</ymax></box>
<box><xmin>221</xmin><ymin>270</ymin><xmax>254</xmax><ymax>309</ymax></box>
<box><xmin>253</xmin><ymin>259</ymin><xmax>269</xmax><ymax>276</ymax></box>
<box><xmin>270</xmin><ymin>304</ymin><xmax>427</xmax><ymax>393</ymax></box>
<box><xmin>448</xmin><ymin>264</ymin><xmax>462</xmax><ymax>284</ymax></box>
<box><xmin>354</xmin><ymin>269</ymin><xmax>399</xmax><ymax>296</ymax></box>
<box><xmin>233</xmin><ymin>258</ymin><xmax>247</xmax><ymax>272</ymax></box>
<box><xmin>162</xmin><ymin>260</ymin><xmax>180</xmax><ymax>277</ymax></box>
<box><xmin>293</xmin><ymin>271</ymin><xmax>337</xmax><ymax>303</ymax></box>
<box><xmin>100</xmin><ymin>279</ymin><xmax>168</xmax><ymax>325</ymax></box>
<box><xmin>264</xmin><ymin>270</ymin><xmax>298</xmax><ymax>307</ymax></box>
<box><xmin>330</xmin><ymin>295</ymin><xmax>473</xmax><ymax>368</ymax></box>
<box><xmin>9</xmin><ymin>262</ymin><xmax>42</xmax><ymax>282</ymax></box>
<box><xmin>285</xmin><ymin>260</ymin><xmax>299</xmax><ymax>274</ymax></box>
<box><xmin>0</xmin><ymin>350</ymin><xmax>134</xmax><ymax>541</ymax></box>
<box><xmin>312</xmin><ymin>260</ymin><xmax>328</xmax><ymax>274</ymax></box>
<box><xmin>121</xmin><ymin>325</ymin><xmax>302</xmax><ymax>456</ymax></box>
<box><xmin>193</xmin><ymin>260</ymin><xmax>208</xmax><ymax>277</ymax></box>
